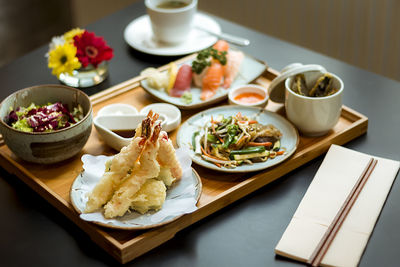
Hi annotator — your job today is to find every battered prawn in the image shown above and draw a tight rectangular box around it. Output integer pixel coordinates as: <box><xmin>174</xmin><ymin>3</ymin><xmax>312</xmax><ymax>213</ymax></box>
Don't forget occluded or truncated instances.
<box><xmin>103</xmin><ymin>122</ymin><xmax>162</xmax><ymax>218</ymax></box>
<box><xmin>156</xmin><ymin>131</ymin><xmax>183</xmax><ymax>186</ymax></box>
<box><xmin>85</xmin><ymin>111</ymin><xmax>159</xmax><ymax>213</ymax></box>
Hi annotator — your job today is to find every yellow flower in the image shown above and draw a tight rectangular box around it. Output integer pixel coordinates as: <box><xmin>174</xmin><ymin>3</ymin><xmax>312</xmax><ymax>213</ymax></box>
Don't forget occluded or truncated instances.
<box><xmin>63</xmin><ymin>28</ymin><xmax>84</xmax><ymax>43</ymax></box>
<box><xmin>48</xmin><ymin>43</ymin><xmax>81</xmax><ymax>77</ymax></box>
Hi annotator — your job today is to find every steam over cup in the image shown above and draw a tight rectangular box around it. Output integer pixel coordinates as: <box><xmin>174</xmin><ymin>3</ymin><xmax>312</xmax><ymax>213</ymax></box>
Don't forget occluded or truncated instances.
<box><xmin>145</xmin><ymin>0</ymin><xmax>197</xmax><ymax>44</ymax></box>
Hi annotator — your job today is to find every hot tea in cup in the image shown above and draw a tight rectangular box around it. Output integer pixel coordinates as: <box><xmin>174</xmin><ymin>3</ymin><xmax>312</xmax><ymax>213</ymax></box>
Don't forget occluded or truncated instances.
<box><xmin>145</xmin><ymin>0</ymin><xmax>197</xmax><ymax>44</ymax></box>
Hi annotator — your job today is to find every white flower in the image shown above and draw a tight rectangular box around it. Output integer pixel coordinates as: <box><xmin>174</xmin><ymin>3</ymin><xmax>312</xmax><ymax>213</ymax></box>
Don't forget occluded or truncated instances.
<box><xmin>45</xmin><ymin>36</ymin><xmax>65</xmax><ymax>57</ymax></box>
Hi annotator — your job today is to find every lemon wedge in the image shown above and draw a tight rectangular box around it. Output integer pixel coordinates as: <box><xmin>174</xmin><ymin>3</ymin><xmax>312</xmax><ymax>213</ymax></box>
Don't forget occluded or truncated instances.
<box><xmin>166</xmin><ymin>62</ymin><xmax>178</xmax><ymax>94</ymax></box>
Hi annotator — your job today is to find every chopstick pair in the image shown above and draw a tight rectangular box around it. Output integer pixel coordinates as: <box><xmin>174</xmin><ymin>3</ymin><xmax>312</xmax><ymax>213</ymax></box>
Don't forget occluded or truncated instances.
<box><xmin>307</xmin><ymin>157</ymin><xmax>378</xmax><ymax>267</ymax></box>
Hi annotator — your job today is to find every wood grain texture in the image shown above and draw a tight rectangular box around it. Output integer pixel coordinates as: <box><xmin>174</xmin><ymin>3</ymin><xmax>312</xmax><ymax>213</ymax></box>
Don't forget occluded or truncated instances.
<box><xmin>0</xmin><ymin>65</ymin><xmax>368</xmax><ymax>263</ymax></box>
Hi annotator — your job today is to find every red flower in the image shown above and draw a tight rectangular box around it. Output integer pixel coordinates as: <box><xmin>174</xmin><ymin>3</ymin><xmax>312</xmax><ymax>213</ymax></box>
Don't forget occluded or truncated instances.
<box><xmin>73</xmin><ymin>30</ymin><xmax>113</xmax><ymax>68</ymax></box>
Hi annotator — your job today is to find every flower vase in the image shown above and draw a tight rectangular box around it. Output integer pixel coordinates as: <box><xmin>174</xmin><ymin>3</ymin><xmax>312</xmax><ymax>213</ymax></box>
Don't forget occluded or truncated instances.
<box><xmin>58</xmin><ymin>61</ymin><xmax>108</xmax><ymax>88</ymax></box>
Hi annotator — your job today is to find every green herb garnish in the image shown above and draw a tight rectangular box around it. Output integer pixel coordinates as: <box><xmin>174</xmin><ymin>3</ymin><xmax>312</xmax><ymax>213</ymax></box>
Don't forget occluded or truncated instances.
<box><xmin>191</xmin><ymin>48</ymin><xmax>227</xmax><ymax>74</ymax></box>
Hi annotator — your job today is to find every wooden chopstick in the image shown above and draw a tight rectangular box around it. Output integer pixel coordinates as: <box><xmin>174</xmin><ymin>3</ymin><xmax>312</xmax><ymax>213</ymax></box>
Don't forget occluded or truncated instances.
<box><xmin>308</xmin><ymin>157</ymin><xmax>378</xmax><ymax>267</ymax></box>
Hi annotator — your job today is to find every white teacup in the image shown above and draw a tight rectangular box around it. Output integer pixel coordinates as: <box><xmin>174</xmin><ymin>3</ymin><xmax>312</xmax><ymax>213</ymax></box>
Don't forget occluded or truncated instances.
<box><xmin>285</xmin><ymin>71</ymin><xmax>343</xmax><ymax>136</ymax></box>
<box><xmin>145</xmin><ymin>0</ymin><xmax>197</xmax><ymax>44</ymax></box>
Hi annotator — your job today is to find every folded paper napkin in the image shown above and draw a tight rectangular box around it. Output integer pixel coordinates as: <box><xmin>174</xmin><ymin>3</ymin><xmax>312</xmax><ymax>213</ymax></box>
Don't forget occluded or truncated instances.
<box><xmin>275</xmin><ymin>144</ymin><xmax>400</xmax><ymax>267</ymax></box>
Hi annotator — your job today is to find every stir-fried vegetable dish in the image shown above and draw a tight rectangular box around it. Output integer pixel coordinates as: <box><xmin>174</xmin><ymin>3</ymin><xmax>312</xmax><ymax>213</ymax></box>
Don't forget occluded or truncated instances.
<box><xmin>192</xmin><ymin>113</ymin><xmax>285</xmax><ymax>168</ymax></box>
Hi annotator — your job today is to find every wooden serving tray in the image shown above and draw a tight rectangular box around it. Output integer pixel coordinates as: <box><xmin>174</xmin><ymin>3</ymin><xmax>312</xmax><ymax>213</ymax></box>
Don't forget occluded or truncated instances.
<box><xmin>0</xmin><ymin>57</ymin><xmax>368</xmax><ymax>263</ymax></box>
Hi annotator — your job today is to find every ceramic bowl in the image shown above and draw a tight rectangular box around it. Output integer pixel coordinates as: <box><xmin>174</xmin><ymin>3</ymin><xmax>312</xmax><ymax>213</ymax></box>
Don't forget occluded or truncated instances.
<box><xmin>140</xmin><ymin>103</ymin><xmax>181</xmax><ymax>132</ymax></box>
<box><xmin>228</xmin><ymin>84</ymin><xmax>269</xmax><ymax>108</ymax></box>
<box><xmin>285</xmin><ymin>71</ymin><xmax>343</xmax><ymax>136</ymax></box>
<box><xmin>94</xmin><ymin>114</ymin><xmax>167</xmax><ymax>151</ymax></box>
<box><xmin>97</xmin><ymin>103</ymin><xmax>138</xmax><ymax>116</ymax></box>
<box><xmin>0</xmin><ymin>85</ymin><xmax>92</xmax><ymax>164</ymax></box>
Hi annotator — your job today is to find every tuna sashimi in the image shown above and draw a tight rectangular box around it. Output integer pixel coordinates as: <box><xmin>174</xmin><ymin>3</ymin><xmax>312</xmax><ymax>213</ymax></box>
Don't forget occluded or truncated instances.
<box><xmin>170</xmin><ymin>64</ymin><xmax>192</xmax><ymax>97</ymax></box>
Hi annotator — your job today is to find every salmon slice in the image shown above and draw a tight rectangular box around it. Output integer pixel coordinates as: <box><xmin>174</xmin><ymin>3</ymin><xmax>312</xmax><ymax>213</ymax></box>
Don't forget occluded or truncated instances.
<box><xmin>213</xmin><ymin>40</ymin><xmax>229</xmax><ymax>52</ymax></box>
<box><xmin>200</xmin><ymin>40</ymin><xmax>230</xmax><ymax>100</ymax></box>
<box><xmin>201</xmin><ymin>61</ymin><xmax>224</xmax><ymax>100</ymax></box>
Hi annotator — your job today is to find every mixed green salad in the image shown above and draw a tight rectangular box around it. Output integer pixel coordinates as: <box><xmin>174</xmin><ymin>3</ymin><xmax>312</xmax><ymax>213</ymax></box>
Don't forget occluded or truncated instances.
<box><xmin>192</xmin><ymin>113</ymin><xmax>285</xmax><ymax>168</ymax></box>
<box><xmin>4</xmin><ymin>102</ymin><xmax>83</xmax><ymax>132</ymax></box>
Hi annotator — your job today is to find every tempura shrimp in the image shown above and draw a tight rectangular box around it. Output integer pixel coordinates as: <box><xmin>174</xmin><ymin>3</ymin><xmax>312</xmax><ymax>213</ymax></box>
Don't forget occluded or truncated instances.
<box><xmin>103</xmin><ymin>122</ymin><xmax>162</xmax><ymax>218</ymax></box>
<box><xmin>157</xmin><ymin>131</ymin><xmax>183</xmax><ymax>184</ymax></box>
<box><xmin>85</xmin><ymin>111</ymin><xmax>159</xmax><ymax>213</ymax></box>
<box><xmin>85</xmin><ymin>137</ymin><xmax>145</xmax><ymax>212</ymax></box>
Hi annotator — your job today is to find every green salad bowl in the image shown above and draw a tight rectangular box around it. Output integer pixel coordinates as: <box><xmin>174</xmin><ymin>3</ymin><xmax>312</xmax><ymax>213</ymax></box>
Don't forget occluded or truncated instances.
<box><xmin>0</xmin><ymin>84</ymin><xmax>92</xmax><ymax>164</ymax></box>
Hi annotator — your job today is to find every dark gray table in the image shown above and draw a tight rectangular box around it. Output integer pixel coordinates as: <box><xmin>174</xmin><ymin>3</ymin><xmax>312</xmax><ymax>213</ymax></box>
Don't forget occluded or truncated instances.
<box><xmin>0</xmin><ymin>2</ymin><xmax>399</xmax><ymax>266</ymax></box>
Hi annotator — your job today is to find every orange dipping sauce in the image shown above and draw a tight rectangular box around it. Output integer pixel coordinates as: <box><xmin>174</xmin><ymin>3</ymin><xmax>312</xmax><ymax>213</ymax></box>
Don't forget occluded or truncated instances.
<box><xmin>234</xmin><ymin>92</ymin><xmax>264</xmax><ymax>104</ymax></box>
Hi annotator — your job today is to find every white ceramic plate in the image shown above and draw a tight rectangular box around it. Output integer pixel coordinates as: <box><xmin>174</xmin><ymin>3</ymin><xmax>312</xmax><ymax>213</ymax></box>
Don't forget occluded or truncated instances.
<box><xmin>140</xmin><ymin>53</ymin><xmax>267</xmax><ymax>109</ymax></box>
<box><xmin>124</xmin><ymin>13</ymin><xmax>220</xmax><ymax>56</ymax></box>
<box><xmin>70</xmin><ymin>149</ymin><xmax>202</xmax><ymax>230</ymax></box>
<box><xmin>176</xmin><ymin>106</ymin><xmax>299</xmax><ymax>173</ymax></box>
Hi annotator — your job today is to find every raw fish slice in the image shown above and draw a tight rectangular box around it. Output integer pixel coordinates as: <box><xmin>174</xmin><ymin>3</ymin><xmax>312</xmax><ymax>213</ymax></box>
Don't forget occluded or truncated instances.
<box><xmin>170</xmin><ymin>64</ymin><xmax>192</xmax><ymax>97</ymax></box>
<box><xmin>213</xmin><ymin>40</ymin><xmax>229</xmax><ymax>52</ymax></box>
<box><xmin>198</xmin><ymin>40</ymin><xmax>229</xmax><ymax>100</ymax></box>
<box><xmin>193</xmin><ymin>67</ymin><xmax>207</xmax><ymax>88</ymax></box>
<box><xmin>223</xmin><ymin>50</ymin><xmax>244</xmax><ymax>88</ymax></box>
<box><xmin>201</xmin><ymin>61</ymin><xmax>224</xmax><ymax>100</ymax></box>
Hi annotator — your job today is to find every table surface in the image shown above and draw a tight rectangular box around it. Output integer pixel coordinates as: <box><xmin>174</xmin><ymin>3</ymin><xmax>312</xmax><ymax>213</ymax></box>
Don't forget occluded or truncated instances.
<box><xmin>0</xmin><ymin>2</ymin><xmax>399</xmax><ymax>267</ymax></box>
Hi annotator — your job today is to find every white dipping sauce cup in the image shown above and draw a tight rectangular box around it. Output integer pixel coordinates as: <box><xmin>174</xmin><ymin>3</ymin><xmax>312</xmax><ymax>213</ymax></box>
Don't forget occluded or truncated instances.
<box><xmin>145</xmin><ymin>0</ymin><xmax>197</xmax><ymax>44</ymax></box>
<box><xmin>284</xmin><ymin>71</ymin><xmax>343</xmax><ymax>136</ymax></box>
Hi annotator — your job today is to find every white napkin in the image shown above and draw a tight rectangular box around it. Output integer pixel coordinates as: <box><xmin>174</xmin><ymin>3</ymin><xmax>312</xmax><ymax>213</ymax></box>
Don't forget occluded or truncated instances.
<box><xmin>275</xmin><ymin>144</ymin><xmax>400</xmax><ymax>267</ymax></box>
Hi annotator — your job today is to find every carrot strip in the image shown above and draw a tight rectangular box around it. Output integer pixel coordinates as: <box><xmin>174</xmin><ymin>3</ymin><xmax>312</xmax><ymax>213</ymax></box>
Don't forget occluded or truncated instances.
<box><xmin>238</xmin><ymin>120</ymin><xmax>258</xmax><ymax>124</ymax></box>
<box><xmin>210</xmin><ymin>123</ymin><xmax>225</xmax><ymax>144</ymax></box>
<box><xmin>277</xmin><ymin>151</ymin><xmax>285</xmax><ymax>155</ymax></box>
<box><xmin>247</xmin><ymin>141</ymin><xmax>272</xmax><ymax>147</ymax></box>
<box><xmin>211</xmin><ymin>122</ymin><xmax>216</xmax><ymax>133</ymax></box>
<box><xmin>236</xmin><ymin>135</ymin><xmax>248</xmax><ymax>147</ymax></box>
<box><xmin>214</xmin><ymin>162</ymin><xmax>222</xmax><ymax>168</ymax></box>
<box><xmin>200</xmin><ymin>145</ymin><xmax>225</xmax><ymax>160</ymax></box>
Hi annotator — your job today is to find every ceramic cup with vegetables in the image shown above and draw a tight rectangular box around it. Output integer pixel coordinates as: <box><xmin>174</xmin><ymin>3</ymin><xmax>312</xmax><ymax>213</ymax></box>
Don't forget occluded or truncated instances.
<box><xmin>145</xmin><ymin>0</ymin><xmax>197</xmax><ymax>44</ymax></box>
<box><xmin>284</xmin><ymin>71</ymin><xmax>343</xmax><ymax>136</ymax></box>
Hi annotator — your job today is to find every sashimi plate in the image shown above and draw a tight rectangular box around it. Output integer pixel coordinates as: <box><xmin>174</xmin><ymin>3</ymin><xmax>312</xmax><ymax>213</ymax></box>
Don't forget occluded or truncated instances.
<box><xmin>140</xmin><ymin>53</ymin><xmax>267</xmax><ymax>110</ymax></box>
<box><xmin>176</xmin><ymin>106</ymin><xmax>299</xmax><ymax>173</ymax></box>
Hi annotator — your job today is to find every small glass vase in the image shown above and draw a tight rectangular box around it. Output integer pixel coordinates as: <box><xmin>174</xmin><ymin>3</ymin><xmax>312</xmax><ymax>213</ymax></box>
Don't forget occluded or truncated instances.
<box><xmin>58</xmin><ymin>61</ymin><xmax>109</xmax><ymax>88</ymax></box>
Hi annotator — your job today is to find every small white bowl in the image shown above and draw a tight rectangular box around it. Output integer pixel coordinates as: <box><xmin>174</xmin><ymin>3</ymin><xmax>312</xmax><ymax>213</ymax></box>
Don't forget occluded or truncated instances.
<box><xmin>228</xmin><ymin>84</ymin><xmax>269</xmax><ymax>108</ymax></box>
<box><xmin>94</xmin><ymin>114</ymin><xmax>166</xmax><ymax>151</ymax></box>
<box><xmin>140</xmin><ymin>103</ymin><xmax>181</xmax><ymax>132</ymax></box>
<box><xmin>97</xmin><ymin>103</ymin><xmax>138</xmax><ymax>116</ymax></box>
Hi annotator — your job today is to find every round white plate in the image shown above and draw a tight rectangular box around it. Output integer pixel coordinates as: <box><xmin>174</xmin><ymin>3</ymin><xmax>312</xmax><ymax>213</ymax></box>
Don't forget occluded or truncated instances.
<box><xmin>123</xmin><ymin>13</ymin><xmax>221</xmax><ymax>56</ymax></box>
<box><xmin>176</xmin><ymin>106</ymin><xmax>299</xmax><ymax>173</ymax></box>
<box><xmin>70</xmin><ymin>149</ymin><xmax>202</xmax><ymax>230</ymax></box>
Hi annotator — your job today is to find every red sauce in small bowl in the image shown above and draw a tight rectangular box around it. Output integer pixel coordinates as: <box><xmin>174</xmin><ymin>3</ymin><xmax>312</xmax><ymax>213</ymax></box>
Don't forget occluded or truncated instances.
<box><xmin>234</xmin><ymin>92</ymin><xmax>265</xmax><ymax>104</ymax></box>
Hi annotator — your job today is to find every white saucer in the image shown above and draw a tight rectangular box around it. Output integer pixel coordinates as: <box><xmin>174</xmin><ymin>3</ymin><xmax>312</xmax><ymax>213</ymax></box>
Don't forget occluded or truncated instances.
<box><xmin>123</xmin><ymin>13</ymin><xmax>221</xmax><ymax>56</ymax></box>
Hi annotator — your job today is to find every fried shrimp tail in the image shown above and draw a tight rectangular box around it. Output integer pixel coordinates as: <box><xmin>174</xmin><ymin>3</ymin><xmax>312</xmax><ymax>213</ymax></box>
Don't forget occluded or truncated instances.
<box><xmin>104</xmin><ymin>121</ymin><xmax>162</xmax><ymax>218</ymax></box>
<box><xmin>85</xmin><ymin>110</ymin><xmax>157</xmax><ymax>213</ymax></box>
<box><xmin>157</xmin><ymin>131</ymin><xmax>183</xmax><ymax>182</ymax></box>
<box><xmin>85</xmin><ymin>134</ymin><xmax>143</xmax><ymax>212</ymax></box>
